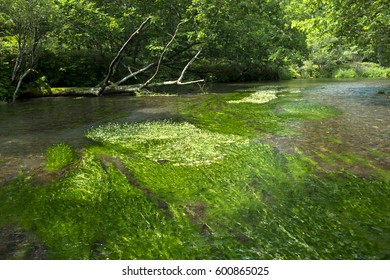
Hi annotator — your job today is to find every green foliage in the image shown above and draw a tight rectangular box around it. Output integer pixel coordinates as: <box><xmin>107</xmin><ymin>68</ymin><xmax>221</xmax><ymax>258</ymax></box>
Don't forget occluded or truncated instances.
<box><xmin>190</xmin><ymin>0</ymin><xmax>307</xmax><ymax>81</ymax></box>
<box><xmin>38</xmin><ymin>50</ymin><xmax>109</xmax><ymax>87</ymax></box>
<box><xmin>55</xmin><ymin>0</ymin><xmax>123</xmax><ymax>51</ymax></box>
<box><xmin>45</xmin><ymin>143</ymin><xmax>76</xmax><ymax>172</ymax></box>
<box><xmin>0</xmin><ymin>37</ymin><xmax>16</xmax><ymax>101</ymax></box>
<box><xmin>1</xmin><ymin>0</ymin><xmax>389</xmax><ymax>100</ymax></box>
<box><xmin>0</xmin><ymin>58</ymin><xmax>13</xmax><ymax>102</ymax></box>
<box><xmin>278</xmin><ymin>66</ymin><xmax>300</xmax><ymax>80</ymax></box>
<box><xmin>334</xmin><ymin>63</ymin><xmax>390</xmax><ymax>79</ymax></box>
<box><xmin>0</xmin><ymin>0</ymin><xmax>57</xmax><ymax>72</ymax></box>
<box><xmin>356</xmin><ymin>62</ymin><xmax>390</xmax><ymax>78</ymax></box>
<box><xmin>288</xmin><ymin>0</ymin><xmax>390</xmax><ymax>77</ymax></box>
<box><xmin>299</xmin><ymin>60</ymin><xmax>319</xmax><ymax>78</ymax></box>
<box><xmin>334</xmin><ymin>69</ymin><xmax>358</xmax><ymax>79</ymax></box>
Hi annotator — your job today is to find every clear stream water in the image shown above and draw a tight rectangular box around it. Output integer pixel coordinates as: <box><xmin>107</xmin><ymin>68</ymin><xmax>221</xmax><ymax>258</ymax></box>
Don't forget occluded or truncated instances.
<box><xmin>263</xmin><ymin>79</ymin><xmax>390</xmax><ymax>176</ymax></box>
<box><xmin>0</xmin><ymin>79</ymin><xmax>389</xmax><ymax>185</ymax></box>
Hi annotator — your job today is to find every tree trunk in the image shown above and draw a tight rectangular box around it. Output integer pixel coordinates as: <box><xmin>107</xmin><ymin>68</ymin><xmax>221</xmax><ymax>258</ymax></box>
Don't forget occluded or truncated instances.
<box><xmin>51</xmin><ymin>86</ymin><xmax>137</xmax><ymax>96</ymax></box>
<box><xmin>12</xmin><ymin>68</ymin><xmax>32</xmax><ymax>102</ymax></box>
<box><xmin>98</xmin><ymin>17</ymin><xmax>152</xmax><ymax>96</ymax></box>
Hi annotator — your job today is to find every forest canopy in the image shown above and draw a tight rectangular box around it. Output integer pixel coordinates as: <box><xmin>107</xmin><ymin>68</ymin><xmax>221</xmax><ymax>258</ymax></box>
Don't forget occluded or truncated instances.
<box><xmin>0</xmin><ymin>0</ymin><xmax>389</xmax><ymax>101</ymax></box>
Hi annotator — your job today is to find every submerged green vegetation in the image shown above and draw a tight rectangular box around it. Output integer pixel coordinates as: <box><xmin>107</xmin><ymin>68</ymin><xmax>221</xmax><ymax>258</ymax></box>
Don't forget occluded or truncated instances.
<box><xmin>178</xmin><ymin>88</ymin><xmax>340</xmax><ymax>137</ymax></box>
<box><xmin>45</xmin><ymin>143</ymin><xmax>77</xmax><ymax>172</ymax></box>
<box><xmin>0</xmin><ymin>88</ymin><xmax>389</xmax><ymax>260</ymax></box>
<box><xmin>85</xmin><ymin>121</ymin><xmax>248</xmax><ymax>166</ymax></box>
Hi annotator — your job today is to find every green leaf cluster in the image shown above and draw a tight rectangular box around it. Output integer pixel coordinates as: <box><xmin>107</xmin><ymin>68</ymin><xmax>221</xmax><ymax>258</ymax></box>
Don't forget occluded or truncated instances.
<box><xmin>287</xmin><ymin>0</ymin><xmax>390</xmax><ymax>77</ymax></box>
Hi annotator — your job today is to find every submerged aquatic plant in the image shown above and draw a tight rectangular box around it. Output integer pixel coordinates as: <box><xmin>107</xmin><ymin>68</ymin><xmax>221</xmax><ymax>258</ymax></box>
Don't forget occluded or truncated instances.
<box><xmin>178</xmin><ymin>87</ymin><xmax>340</xmax><ymax>137</ymax></box>
<box><xmin>45</xmin><ymin>143</ymin><xmax>76</xmax><ymax>172</ymax></box>
<box><xmin>0</xmin><ymin>152</ymin><xmax>207</xmax><ymax>259</ymax></box>
<box><xmin>227</xmin><ymin>90</ymin><xmax>278</xmax><ymax>104</ymax></box>
<box><xmin>86</xmin><ymin>120</ymin><xmax>248</xmax><ymax>166</ymax></box>
<box><xmin>2</xmin><ymin>137</ymin><xmax>388</xmax><ymax>260</ymax></box>
<box><xmin>1</xmin><ymin>86</ymin><xmax>388</xmax><ymax>260</ymax></box>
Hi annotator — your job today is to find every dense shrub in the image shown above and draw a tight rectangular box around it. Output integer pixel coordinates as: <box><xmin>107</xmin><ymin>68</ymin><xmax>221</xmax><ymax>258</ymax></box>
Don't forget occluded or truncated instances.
<box><xmin>334</xmin><ymin>68</ymin><xmax>358</xmax><ymax>79</ymax></box>
<box><xmin>298</xmin><ymin>60</ymin><xmax>319</xmax><ymax>78</ymax></box>
<box><xmin>334</xmin><ymin>62</ymin><xmax>390</xmax><ymax>79</ymax></box>
<box><xmin>0</xmin><ymin>61</ymin><xmax>13</xmax><ymax>102</ymax></box>
<box><xmin>356</xmin><ymin>62</ymin><xmax>390</xmax><ymax>78</ymax></box>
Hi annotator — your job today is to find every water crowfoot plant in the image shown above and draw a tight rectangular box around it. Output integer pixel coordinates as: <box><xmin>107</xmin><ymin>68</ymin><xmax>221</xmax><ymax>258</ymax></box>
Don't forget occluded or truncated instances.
<box><xmin>86</xmin><ymin>120</ymin><xmax>249</xmax><ymax>166</ymax></box>
<box><xmin>45</xmin><ymin>143</ymin><xmax>77</xmax><ymax>172</ymax></box>
<box><xmin>227</xmin><ymin>90</ymin><xmax>278</xmax><ymax>104</ymax></box>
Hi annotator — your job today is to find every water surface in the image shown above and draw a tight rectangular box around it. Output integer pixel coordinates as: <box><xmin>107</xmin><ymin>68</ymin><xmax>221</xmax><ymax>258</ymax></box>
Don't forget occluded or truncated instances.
<box><xmin>0</xmin><ymin>79</ymin><xmax>389</xmax><ymax>185</ymax></box>
<box><xmin>263</xmin><ymin>79</ymin><xmax>390</xmax><ymax>176</ymax></box>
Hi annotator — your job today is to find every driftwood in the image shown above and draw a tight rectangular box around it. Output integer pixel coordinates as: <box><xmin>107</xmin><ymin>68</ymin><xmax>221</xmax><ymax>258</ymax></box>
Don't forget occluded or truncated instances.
<box><xmin>32</xmin><ymin>44</ymin><xmax>204</xmax><ymax>97</ymax></box>
<box><xmin>114</xmin><ymin>43</ymin><xmax>200</xmax><ymax>86</ymax></box>
<box><xmin>12</xmin><ymin>17</ymin><xmax>204</xmax><ymax>101</ymax></box>
<box><xmin>138</xmin><ymin>21</ymin><xmax>185</xmax><ymax>90</ymax></box>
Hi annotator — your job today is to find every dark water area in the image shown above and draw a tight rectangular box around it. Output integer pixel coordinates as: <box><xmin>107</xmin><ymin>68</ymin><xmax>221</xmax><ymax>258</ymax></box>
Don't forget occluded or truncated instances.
<box><xmin>0</xmin><ymin>79</ymin><xmax>389</xmax><ymax>185</ymax></box>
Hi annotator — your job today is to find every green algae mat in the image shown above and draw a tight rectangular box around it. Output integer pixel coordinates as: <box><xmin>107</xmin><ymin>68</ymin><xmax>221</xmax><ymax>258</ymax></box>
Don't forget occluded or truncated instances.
<box><xmin>1</xmin><ymin>88</ymin><xmax>389</xmax><ymax>259</ymax></box>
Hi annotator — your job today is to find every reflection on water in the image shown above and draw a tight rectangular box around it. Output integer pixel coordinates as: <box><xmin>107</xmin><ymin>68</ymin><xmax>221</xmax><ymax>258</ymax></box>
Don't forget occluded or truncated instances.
<box><xmin>0</xmin><ymin>79</ymin><xmax>389</xmax><ymax>185</ymax></box>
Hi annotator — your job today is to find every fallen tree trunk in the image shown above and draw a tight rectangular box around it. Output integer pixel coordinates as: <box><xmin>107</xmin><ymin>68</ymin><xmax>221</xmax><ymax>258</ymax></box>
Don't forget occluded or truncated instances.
<box><xmin>50</xmin><ymin>80</ymin><xmax>205</xmax><ymax>96</ymax></box>
<box><xmin>114</xmin><ymin>43</ymin><xmax>200</xmax><ymax>86</ymax></box>
<box><xmin>49</xmin><ymin>47</ymin><xmax>204</xmax><ymax>97</ymax></box>
<box><xmin>50</xmin><ymin>86</ymin><xmax>139</xmax><ymax>96</ymax></box>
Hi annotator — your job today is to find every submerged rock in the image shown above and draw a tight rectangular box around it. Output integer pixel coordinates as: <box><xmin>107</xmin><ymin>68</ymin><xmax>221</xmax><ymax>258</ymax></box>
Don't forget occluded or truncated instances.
<box><xmin>0</xmin><ymin>224</ymin><xmax>47</xmax><ymax>260</ymax></box>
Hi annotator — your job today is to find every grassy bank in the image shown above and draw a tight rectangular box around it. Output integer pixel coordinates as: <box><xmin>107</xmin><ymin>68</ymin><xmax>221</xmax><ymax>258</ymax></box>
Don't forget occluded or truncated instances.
<box><xmin>0</xmin><ymin>88</ymin><xmax>389</xmax><ymax>260</ymax></box>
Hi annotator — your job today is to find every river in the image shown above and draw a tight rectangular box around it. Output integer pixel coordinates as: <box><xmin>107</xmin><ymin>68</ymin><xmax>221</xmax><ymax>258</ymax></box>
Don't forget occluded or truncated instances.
<box><xmin>263</xmin><ymin>79</ymin><xmax>390</xmax><ymax>176</ymax></box>
<box><xmin>0</xmin><ymin>79</ymin><xmax>389</xmax><ymax>185</ymax></box>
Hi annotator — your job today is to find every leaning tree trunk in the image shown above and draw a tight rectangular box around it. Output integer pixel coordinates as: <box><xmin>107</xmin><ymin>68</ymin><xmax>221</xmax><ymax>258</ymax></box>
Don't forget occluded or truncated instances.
<box><xmin>12</xmin><ymin>68</ymin><xmax>32</xmax><ymax>102</ymax></box>
<box><xmin>98</xmin><ymin>17</ymin><xmax>152</xmax><ymax>96</ymax></box>
<box><xmin>97</xmin><ymin>17</ymin><xmax>204</xmax><ymax>96</ymax></box>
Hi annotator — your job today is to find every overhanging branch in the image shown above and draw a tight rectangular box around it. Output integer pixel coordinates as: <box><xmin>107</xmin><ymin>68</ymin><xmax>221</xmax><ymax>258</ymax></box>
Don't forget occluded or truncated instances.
<box><xmin>98</xmin><ymin>16</ymin><xmax>152</xmax><ymax>96</ymax></box>
<box><xmin>139</xmin><ymin>20</ymin><xmax>186</xmax><ymax>90</ymax></box>
<box><xmin>114</xmin><ymin>42</ymin><xmax>201</xmax><ymax>86</ymax></box>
